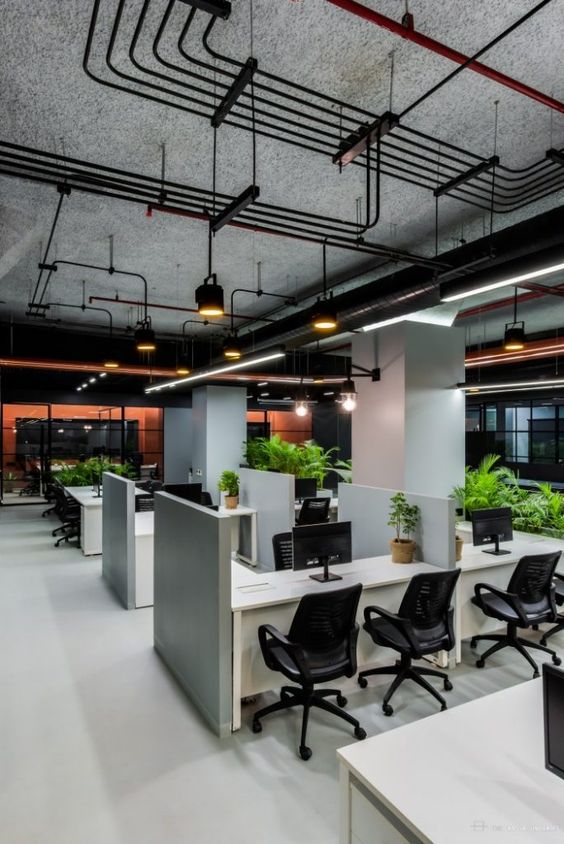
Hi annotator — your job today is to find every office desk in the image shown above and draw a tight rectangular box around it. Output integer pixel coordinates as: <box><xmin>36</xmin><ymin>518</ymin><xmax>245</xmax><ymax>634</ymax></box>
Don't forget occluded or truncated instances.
<box><xmin>231</xmin><ymin>556</ymin><xmax>442</xmax><ymax>731</ymax></box>
<box><xmin>456</xmin><ymin>535</ymin><xmax>564</xmax><ymax>662</ymax></box>
<box><xmin>134</xmin><ymin>511</ymin><xmax>154</xmax><ymax>608</ymax></box>
<box><xmin>219</xmin><ymin>504</ymin><xmax>258</xmax><ymax>564</ymax></box>
<box><xmin>338</xmin><ymin>679</ymin><xmax>564</xmax><ymax>844</ymax></box>
<box><xmin>65</xmin><ymin>485</ymin><xmax>143</xmax><ymax>556</ymax></box>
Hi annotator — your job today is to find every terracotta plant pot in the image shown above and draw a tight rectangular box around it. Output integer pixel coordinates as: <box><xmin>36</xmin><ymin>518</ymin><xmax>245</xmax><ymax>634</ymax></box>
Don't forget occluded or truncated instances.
<box><xmin>224</xmin><ymin>495</ymin><xmax>239</xmax><ymax>510</ymax></box>
<box><xmin>455</xmin><ymin>535</ymin><xmax>464</xmax><ymax>562</ymax></box>
<box><xmin>389</xmin><ymin>538</ymin><xmax>416</xmax><ymax>564</ymax></box>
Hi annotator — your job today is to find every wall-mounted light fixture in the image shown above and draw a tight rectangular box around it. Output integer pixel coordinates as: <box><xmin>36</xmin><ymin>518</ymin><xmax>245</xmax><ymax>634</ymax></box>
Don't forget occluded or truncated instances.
<box><xmin>340</xmin><ymin>377</ymin><xmax>358</xmax><ymax>412</ymax></box>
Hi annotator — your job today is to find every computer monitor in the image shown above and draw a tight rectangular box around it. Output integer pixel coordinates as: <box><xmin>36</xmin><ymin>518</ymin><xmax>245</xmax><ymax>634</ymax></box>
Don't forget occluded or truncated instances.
<box><xmin>292</xmin><ymin>521</ymin><xmax>352</xmax><ymax>583</ymax></box>
<box><xmin>163</xmin><ymin>482</ymin><xmax>202</xmax><ymax>504</ymax></box>
<box><xmin>544</xmin><ymin>664</ymin><xmax>564</xmax><ymax>780</ymax></box>
<box><xmin>295</xmin><ymin>477</ymin><xmax>317</xmax><ymax>502</ymax></box>
<box><xmin>471</xmin><ymin>507</ymin><xmax>513</xmax><ymax>556</ymax></box>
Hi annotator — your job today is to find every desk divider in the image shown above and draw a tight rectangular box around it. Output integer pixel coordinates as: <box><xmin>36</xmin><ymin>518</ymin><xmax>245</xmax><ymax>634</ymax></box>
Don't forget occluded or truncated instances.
<box><xmin>153</xmin><ymin>492</ymin><xmax>233</xmax><ymax>737</ymax></box>
<box><xmin>339</xmin><ymin>483</ymin><xmax>456</xmax><ymax>569</ymax></box>
<box><xmin>238</xmin><ymin>468</ymin><xmax>294</xmax><ymax>569</ymax></box>
<box><xmin>102</xmin><ymin>472</ymin><xmax>136</xmax><ymax>609</ymax></box>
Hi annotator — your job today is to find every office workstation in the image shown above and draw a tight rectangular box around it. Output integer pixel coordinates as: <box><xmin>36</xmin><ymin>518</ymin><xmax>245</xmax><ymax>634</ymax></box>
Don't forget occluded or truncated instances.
<box><xmin>3</xmin><ymin>2</ymin><xmax>564</xmax><ymax>842</ymax></box>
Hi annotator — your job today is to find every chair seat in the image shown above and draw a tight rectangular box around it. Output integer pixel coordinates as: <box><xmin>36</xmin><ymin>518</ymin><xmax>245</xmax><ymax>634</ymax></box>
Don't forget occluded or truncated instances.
<box><xmin>363</xmin><ymin>618</ymin><xmax>449</xmax><ymax>656</ymax></box>
<box><xmin>471</xmin><ymin>593</ymin><xmax>553</xmax><ymax>624</ymax></box>
<box><xmin>267</xmin><ymin>642</ymin><xmax>351</xmax><ymax>684</ymax></box>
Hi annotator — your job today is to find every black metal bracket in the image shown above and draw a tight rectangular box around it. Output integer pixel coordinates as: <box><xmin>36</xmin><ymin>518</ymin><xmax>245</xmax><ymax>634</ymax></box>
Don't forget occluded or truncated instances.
<box><xmin>212</xmin><ymin>57</ymin><xmax>258</xmax><ymax>128</ymax></box>
<box><xmin>546</xmin><ymin>148</ymin><xmax>564</xmax><ymax>167</ymax></box>
<box><xmin>333</xmin><ymin>111</ymin><xmax>399</xmax><ymax>167</ymax></box>
<box><xmin>351</xmin><ymin>364</ymin><xmax>381</xmax><ymax>382</ymax></box>
<box><xmin>176</xmin><ymin>0</ymin><xmax>231</xmax><ymax>20</ymax></box>
<box><xmin>57</xmin><ymin>183</ymin><xmax>72</xmax><ymax>196</ymax></box>
<box><xmin>434</xmin><ymin>155</ymin><xmax>499</xmax><ymax>197</ymax></box>
<box><xmin>37</xmin><ymin>262</ymin><xmax>57</xmax><ymax>272</ymax></box>
<box><xmin>209</xmin><ymin>184</ymin><xmax>260</xmax><ymax>232</ymax></box>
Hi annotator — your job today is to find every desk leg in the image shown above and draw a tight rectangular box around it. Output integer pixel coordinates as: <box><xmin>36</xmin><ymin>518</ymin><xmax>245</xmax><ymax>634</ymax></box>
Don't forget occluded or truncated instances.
<box><xmin>339</xmin><ymin>764</ymin><xmax>352</xmax><ymax>844</ymax></box>
<box><xmin>250</xmin><ymin>513</ymin><xmax>257</xmax><ymax>565</ymax></box>
<box><xmin>454</xmin><ymin>580</ymin><xmax>462</xmax><ymax>664</ymax></box>
<box><xmin>232</xmin><ymin>610</ymin><xmax>242</xmax><ymax>732</ymax></box>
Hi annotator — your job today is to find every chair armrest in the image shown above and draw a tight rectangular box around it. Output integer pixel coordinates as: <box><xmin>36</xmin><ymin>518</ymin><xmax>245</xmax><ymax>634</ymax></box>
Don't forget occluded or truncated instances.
<box><xmin>258</xmin><ymin>624</ymin><xmax>311</xmax><ymax>684</ymax></box>
<box><xmin>364</xmin><ymin>605</ymin><xmax>419</xmax><ymax>653</ymax></box>
<box><xmin>554</xmin><ymin>572</ymin><xmax>564</xmax><ymax>585</ymax></box>
<box><xmin>473</xmin><ymin>582</ymin><xmax>528</xmax><ymax>625</ymax></box>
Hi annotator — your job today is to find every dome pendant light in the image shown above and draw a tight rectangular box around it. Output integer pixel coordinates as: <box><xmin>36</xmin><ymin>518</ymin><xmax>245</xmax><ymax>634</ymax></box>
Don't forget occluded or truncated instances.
<box><xmin>223</xmin><ymin>333</ymin><xmax>242</xmax><ymax>360</ymax></box>
<box><xmin>503</xmin><ymin>288</ymin><xmax>526</xmax><ymax>351</ymax></box>
<box><xmin>135</xmin><ymin>316</ymin><xmax>157</xmax><ymax>353</ymax></box>
<box><xmin>311</xmin><ymin>241</ymin><xmax>338</xmax><ymax>332</ymax></box>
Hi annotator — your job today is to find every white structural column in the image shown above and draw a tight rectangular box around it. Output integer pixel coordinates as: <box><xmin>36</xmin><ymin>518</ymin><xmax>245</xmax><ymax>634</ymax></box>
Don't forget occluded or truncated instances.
<box><xmin>351</xmin><ymin>323</ymin><xmax>465</xmax><ymax>497</ymax></box>
<box><xmin>191</xmin><ymin>386</ymin><xmax>247</xmax><ymax>503</ymax></box>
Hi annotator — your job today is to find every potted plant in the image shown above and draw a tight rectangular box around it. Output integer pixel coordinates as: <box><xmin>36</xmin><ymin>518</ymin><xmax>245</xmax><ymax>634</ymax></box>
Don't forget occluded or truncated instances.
<box><xmin>388</xmin><ymin>492</ymin><xmax>420</xmax><ymax>564</ymax></box>
<box><xmin>219</xmin><ymin>470</ymin><xmax>239</xmax><ymax>510</ymax></box>
<box><xmin>455</xmin><ymin>530</ymin><xmax>464</xmax><ymax>562</ymax></box>
<box><xmin>3</xmin><ymin>471</ymin><xmax>17</xmax><ymax>493</ymax></box>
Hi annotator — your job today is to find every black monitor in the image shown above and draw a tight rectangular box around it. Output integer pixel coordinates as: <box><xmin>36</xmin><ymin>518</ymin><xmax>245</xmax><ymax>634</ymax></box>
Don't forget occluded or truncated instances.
<box><xmin>163</xmin><ymin>482</ymin><xmax>202</xmax><ymax>504</ymax></box>
<box><xmin>292</xmin><ymin>521</ymin><xmax>352</xmax><ymax>583</ymax></box>
<box><xmin>471</xmin><ymin>507</ymin><xmax>513</xmax><ymax>556</ymax></box>
<box><xmin>544</xmin><ymin>664</ymin><xmax>564</xmax><ymax>780</ymax></box>
<box><xmin>295</xmin><ymin>477</ymin><xmax>317</xmax><ymax>502</ymax></box>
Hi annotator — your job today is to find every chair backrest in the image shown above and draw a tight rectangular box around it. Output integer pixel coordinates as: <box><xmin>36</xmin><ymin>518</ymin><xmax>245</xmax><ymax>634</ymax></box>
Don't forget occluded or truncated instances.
<box><xmin>508</xmin><ymin>552</ymin><xmax>561</xmax><ymax>614</ymax></box>
<box><xmin>201</xmin><ymin>491</ymin><xmax>213</xmax><ymax>507</ymax></box>
<box><xmin>398</xmin><ymin>569</ymin><xmax>461</xmax><ymax>643</ymax></box>
<box><xmin>296</xmin><ymin>497</ymin><xmax>330</xmax><ymax>525</ymax></box>
<box><xmin>289</xmin><ymin>583</ymin><xmax>362</xmax><ymax>652</ymax></box>
<box><xmin>272</xmin><ymin>532</ymin><xmax>293</xmax><ymax>570</ymax></box>
<box><xmin>136</xmin><ymin>495</ymin><xmax>154</xmax><ymax>512</ymax></box>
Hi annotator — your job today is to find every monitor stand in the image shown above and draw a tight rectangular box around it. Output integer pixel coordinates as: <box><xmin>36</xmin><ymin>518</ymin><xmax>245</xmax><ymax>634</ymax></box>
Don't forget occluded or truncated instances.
<box><xmin>482</xmin><ymin>534</ymin><xmax>511</xmax><ymax>556</ymax></box>
<box><xmin>309</xmin><ymin>555</ymin><xmax>342</xmax><ymax>583</ymax></box>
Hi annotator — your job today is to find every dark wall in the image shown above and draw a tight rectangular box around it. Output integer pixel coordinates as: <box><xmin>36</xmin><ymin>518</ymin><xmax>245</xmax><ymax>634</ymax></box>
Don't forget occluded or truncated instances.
<box><xmin>312</xmin><ymin>403</ymin><xmax>351</xmax><ymax>490</ymax></box>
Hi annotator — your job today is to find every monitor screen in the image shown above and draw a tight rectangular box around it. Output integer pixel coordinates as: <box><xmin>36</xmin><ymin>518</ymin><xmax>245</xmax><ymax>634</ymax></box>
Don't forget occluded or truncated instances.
<box><xmin>471</xmin><ymin>507</ymin><xmax>513</xmax><ymax>549</ymax></box>
<box><xmin>292</xmin><ymin>521</ymin><xmax>352</xmax><ymax>572</ymax></box>
<box><xmin>295</xmin><ymin>477</ymin><xmax>317</xmax><ymax>501</ymax></box>
<box><xmin>163</xmin><ymin>482</ymin><xmax>203</xmax><ymax>504</ymax></box>
<box><xmin>544</xmin><ymin>664</ymin><xmax>564</xmax><ymax>780</ymax></box>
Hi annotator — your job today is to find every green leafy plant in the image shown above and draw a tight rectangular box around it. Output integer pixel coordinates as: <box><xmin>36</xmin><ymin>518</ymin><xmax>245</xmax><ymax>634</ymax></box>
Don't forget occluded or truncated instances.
<box><xmin>54</xmin><ymin>457</ymin><xmax>134</xmax><ymax>487</ymax></box>
<box><xmin>388</xmin><ymin>492</ymin><xmax>420</xmax><ymax>542</ymax></box>
<box><xmin>243</xmin><ymin>435</ymin><xmax>344</xmax><ymax>485</ymax></box>
<box><xmin>218</xmin><ymin>470</ymin><xmax>239</xmax><ymax>497</ymax></box>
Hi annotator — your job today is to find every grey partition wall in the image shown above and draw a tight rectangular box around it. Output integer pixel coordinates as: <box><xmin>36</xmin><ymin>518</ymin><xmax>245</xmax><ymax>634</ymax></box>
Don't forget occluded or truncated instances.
<box><xmin>164</xmin><ymin>407</ymin><xmax>192</xmax><ymax>484</ymax></box>
<box><xmin>339</xmin><ymin>483</ymin><xmax>456</xmax><ymax>568</ymax></box>
<box><xmin>102</xmin><ymin>472</ymin><xmax>136</xmax><ymax>609</ymax></box>
<box><xmin>239</xmin><ymin>468</ymin><xmax>294</xmax><ymax>569</ymax></box>
<box><xmin>153</xmin><ymin>492</ymin><xmax>233</xmax><ymax>737</ymax></box>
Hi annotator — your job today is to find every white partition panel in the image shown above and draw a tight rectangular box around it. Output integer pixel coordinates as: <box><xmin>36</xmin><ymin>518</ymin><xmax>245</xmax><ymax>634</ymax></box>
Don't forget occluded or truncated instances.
<box><xmin>339</xmin><ymin>483</ymin><xmax>456</xmax><ymax>569</ymax></box>
<box><xmin>153</xmin><ymin>492</ymin><xmax>233</xmax><ymax>737</ymax></box>
<box><xmin>238</xmin><ymin>468</ymin><xmax>294</xmax><ymax>569</ymax></box>
<box><xmin>102</xmin><ymin>473</ymin><xmax>136</xmax><ymax>609</ymax></box>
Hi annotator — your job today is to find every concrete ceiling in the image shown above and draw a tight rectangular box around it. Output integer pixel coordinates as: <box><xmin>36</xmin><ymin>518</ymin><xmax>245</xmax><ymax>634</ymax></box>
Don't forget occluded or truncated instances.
<box><xmin>1</xmin><ymin>0</ymin><xmax>564</xmax><ymax>348</ymax></box>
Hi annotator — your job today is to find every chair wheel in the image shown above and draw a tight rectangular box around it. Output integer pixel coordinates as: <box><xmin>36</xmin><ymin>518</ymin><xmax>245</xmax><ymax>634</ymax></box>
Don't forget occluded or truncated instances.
<box><xmin>553</xmin><ymin>656</ymin><xmax>561</xmax><ymax>666</ymax></box>
<box><xmin>382</xmin><ymin>703</ymin><xmax>393</xmax><ymax>716</ymax></box>
<box><xmin>444</xmin><ymin>679</ymin><xmax>453</xmax><ymax>692</ymax></box>
<box><xmin>252</xmin><ymin>720</ymin><xmax>262</xmax><ymax>734</ymax></box>
<box><xmin>533</xmin><ymin>671</ymin><xmax>540</xmax><ymax>679</ymax></box>
<box><xmin>357</xmin><ymin>676</ymin><xmax>368</xmax><ymax>689</ymax></box>
<box><xmin>441</xmin><ymin>704</ymin><xmax>447</xmax><ymax>712</ymax></box>
<box><xmin>354</xmin><ymin>727</ymin><xmax>366</xmax><ymax>740</ymax></box>
<box><xmin>337</xmin><ymin>695</ymin><xmax>347</xmax><ymax>708</ymax></box>
<box><xmin>540</xmin><ymin>638</ymin><xmax>547</xmax><ymax>646</ymax></box>
<box><xmin>476</xmin><ymin>659</ymin><xmax>485</xmax><ymax>668</ymax></box>
<box><xmin>470</xmin><ymin>639</ymin><xmax>477</xmax><ymax>649</ymax></box>
<box><xmin>280</xmin><ymin>690</ymin><xmax>291</xmax><ymax>703</ymax></box>
<box><xmin>299</xmin><ymin>745</ymin><xmax>312</xmax><ymax>761</ymax></box>
<box><xmin>532</xmin><ymin>624</ymin><xmax>539</xmax><ymax>630</ymax></box>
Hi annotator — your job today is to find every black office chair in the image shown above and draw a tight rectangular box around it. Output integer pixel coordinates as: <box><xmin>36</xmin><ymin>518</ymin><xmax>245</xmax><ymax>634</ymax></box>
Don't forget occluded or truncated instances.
<box><xmin>358</xmin><ymin>569</ymin><xmax>461</xmax><ymax>716</ymax></box>
<box><xmin>470</xmin><ymin>552</ymin><xmax>562</xmax><ymax>678</ymax></box>
<box><xmin>200</xmin><ymin>491</ymin><xmax>213</xmax><ymax>507</ymax></box>
<box><xmin>272</xmin><ymin>532</ymin><xmax>293</xmax><ymax>570</ymax></box>
<box><xmin>296</xmin><ymin>497</ymin><xmax>330</xmax><ymax>526</ymax></box>
<box><xmin>135</xmin><ymin>495</ymin><xmax>154</xmax><ymax>512</ymax></box>
<box><xmin>540</xmin><ymin>573</ymin><xmax>564</xmax><ymax>646</ymax></box>
<box><xmin>252</xmin><ymin>583</ymin><xmax>366</xmax><ymax>760</ymax></box>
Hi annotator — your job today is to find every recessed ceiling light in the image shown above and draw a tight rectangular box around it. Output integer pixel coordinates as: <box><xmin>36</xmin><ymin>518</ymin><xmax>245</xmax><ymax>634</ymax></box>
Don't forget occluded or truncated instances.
<box><xmin>89</xmin><ymin>377</ymin><xmax>96</xmax><ymax>383</ymax></box>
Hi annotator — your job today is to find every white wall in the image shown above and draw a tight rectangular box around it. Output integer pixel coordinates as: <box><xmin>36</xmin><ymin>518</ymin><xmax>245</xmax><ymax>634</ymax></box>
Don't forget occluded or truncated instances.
<box><xmin>191</xmin><ymin>386</ymin><xmax>247</xmax><ymax>504</ymax></box>
<box><xmin>164</xmin><ymin>407</ymin><xmax>192</xmax><ymax>484</ymax></box>
<box><xmin>352</xmin><ymin>322</ymin><xmax>465</xmax><ymax>497</ymax></box>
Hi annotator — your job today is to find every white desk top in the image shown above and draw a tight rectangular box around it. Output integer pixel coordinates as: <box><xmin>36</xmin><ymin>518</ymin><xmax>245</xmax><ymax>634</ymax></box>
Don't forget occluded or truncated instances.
<box><xmin>459</xmin><ymin>536</ymin><xmax>563</xmax><ymax>574</ymax></box>
<box><xmin>231</xmin><ymin>556</ymin><xmax>441</xmax><ymax>612</ymax></box>
<box><xmin>338</xmin><ymin>679</ymin><xmax>564</xmax><ymax>844</ymax></box>
<box><xmin>135</xmin><ymin>511</ymin><xmax>154</xmax><ymax>537</ymax></box>
<box><xmin>65</xmin><ymin>485</ymin><xmax>144</xmax><ymax>508</ymax></box>
<box><xmin>218</xmin><ymin>505</ymin><xmax>257</xmax><ymax>517</ymax></box>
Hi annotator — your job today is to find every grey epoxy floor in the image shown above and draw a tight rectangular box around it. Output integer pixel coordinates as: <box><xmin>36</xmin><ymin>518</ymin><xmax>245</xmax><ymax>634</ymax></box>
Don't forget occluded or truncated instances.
<box><xmin>0</xmin><ymin>505</ymin><xmax>555</xmax><ymax>844</ymax></box>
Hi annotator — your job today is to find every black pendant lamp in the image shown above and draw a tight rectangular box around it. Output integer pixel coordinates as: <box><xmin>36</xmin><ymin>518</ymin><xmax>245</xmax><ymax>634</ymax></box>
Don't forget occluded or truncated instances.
<box><xmin>135</xmin><ymin>316</ymin><xmax>156</xmax><ymax>353</ymax></box>
<box><xmin>196</xmin><ymin>273</ymin><xmax>225</xmax><ymax>317</ymax></box>
<box><xmin>504</xmin><ymin>288</ymin><xmax>526</xmax><ymax>351</ymax></box>
<box><xmin>311</xmin><ymin>241</ymin><xmax>338</xmax><ymax>332</ymax></box>
<box><xmin>222</xmin><ymin>333</ymin><xmax>242</xmax><ymax>360</ymax></box>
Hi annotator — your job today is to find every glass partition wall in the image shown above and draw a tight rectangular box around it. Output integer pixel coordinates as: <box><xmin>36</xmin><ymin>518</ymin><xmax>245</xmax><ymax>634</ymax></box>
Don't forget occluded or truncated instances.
<box><xmin>1</xmin><ymin>403</ymin><xmax>163</xmax><ymax>504</ymax></box>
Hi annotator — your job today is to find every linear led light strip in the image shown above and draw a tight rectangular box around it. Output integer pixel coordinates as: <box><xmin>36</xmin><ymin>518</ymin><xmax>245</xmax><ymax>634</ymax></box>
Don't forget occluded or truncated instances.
<box><xmin>466</xmin><ymin>342</ymin><xmax>564</xmax><ymax>367</ymax></box>
<box><xmin>459</xmin><ymin>378</ymin><xmax>564</xmax><ymax>394</ymax></box>
<box><xmin>441</xmin><ymin>260</ymin><xmax>564</xmax><ymax>302</ymax></box>
<box><xmin>145</xmin><ymin>348</ymin><xmax>286</xmax><ymax>393</ymax></box>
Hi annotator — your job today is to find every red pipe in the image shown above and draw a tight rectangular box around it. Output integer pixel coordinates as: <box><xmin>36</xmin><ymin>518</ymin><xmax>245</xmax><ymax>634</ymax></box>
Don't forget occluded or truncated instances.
<box><xmin>326</xmin><ymin>0</ymin><xmax>564</xmax><ymax>114</ymax></box>
<box><xmin>458</xmin><ymin>282</ymin><xmax>564</xmax><ymax>319</ymax></box>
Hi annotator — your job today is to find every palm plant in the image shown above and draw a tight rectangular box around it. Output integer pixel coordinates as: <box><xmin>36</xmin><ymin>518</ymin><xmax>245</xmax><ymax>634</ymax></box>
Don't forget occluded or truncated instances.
<box><xmin>243</xmin><ymin>435</ymin><xmax>346</xmax><ymax>485</ymax></box>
